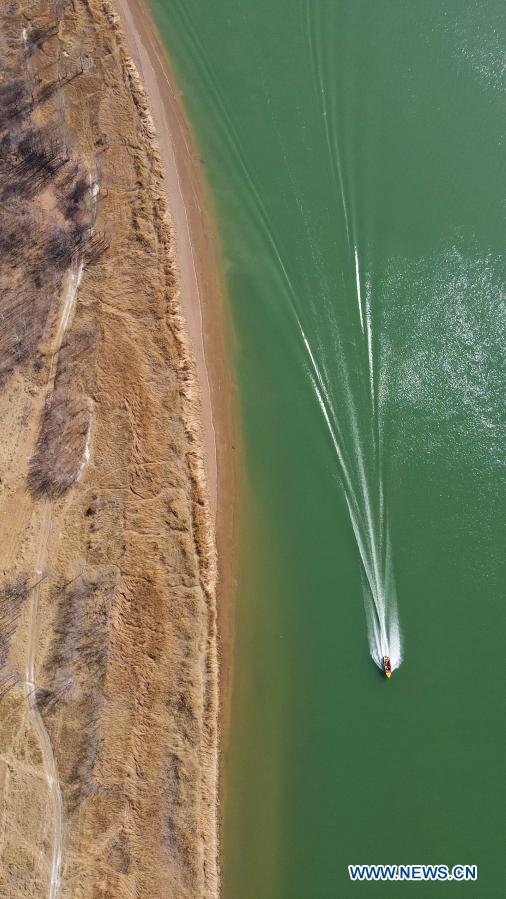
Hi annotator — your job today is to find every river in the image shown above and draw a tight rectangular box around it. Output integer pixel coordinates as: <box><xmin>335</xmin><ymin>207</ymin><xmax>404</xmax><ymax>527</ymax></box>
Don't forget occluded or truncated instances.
<box><xmin>149</xmin><ymin>2</ymin><xmax>505</xmax><ymax>896</ymax></box>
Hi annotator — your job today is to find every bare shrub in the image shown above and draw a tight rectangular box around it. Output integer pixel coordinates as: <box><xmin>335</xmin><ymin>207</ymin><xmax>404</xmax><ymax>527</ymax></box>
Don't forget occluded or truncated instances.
<box><xmin>0</xmin><ymin>126</ymin><xmax>69</xmax><ymax>202</ymax></box>
<box><xmin>28</xmin><ymin>398</ymin><xmax>91</xmax><ymax>497</ymax></box>
<box><xmin>42</xmin><ymin>572</ymin><xmax>114</xmax><ymax>809</ymax></box>
<box><xmin>0</xmin><ymin>78</ymin><xmax>31</xmax><ymax>128</ymax></box>
<box><xmin>45</xmin><ymin>226</ymin><xmax>80</xmax><ymax>272</ymax></box>
<box><xmin>0</xmin><ymin>64</ymin><xmax>103</xmax><ymax>388</ymax></box>
<box><xmin>24</xmin><ymin>23</ymin><xmax>58</xmax><ymax>56</ymax></box>
<box><xmin>0</xmin><ymin>575</ymin><xmax>29</xmax><ymax>668</ymax></box>
<box><xmin>48</xmin><ymin>576</ymin><xmax>111</xmax><ymax>690</ymax></box>
<box><xmin>28</xmin><ymin>327</ymin><xmax>96</xmax><ymax>498</ymax></box>
<box><xmin>60</xmin><ymin>174</ymin><xmax>89</xmax><ymax>221</ymax></box>
<box><xmin>0</xmin><ymin>275</ymin><xmax>56</xmax><ymax>385</ymax></box>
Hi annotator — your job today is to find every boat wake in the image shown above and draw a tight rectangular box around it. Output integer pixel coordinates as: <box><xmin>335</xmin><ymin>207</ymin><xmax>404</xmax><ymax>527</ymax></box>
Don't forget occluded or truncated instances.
<box><xmin>364</xmin><ymin>577</ymin><xmax>402</xmax><ymax>674</ymax></box>
<box><xmin>300</xmin><ymin>308</ymin><xmax>403</xmax><ymax>675</ymax></box>
<box><xmin>298</xmin><ymin>0</ymin><xmax>402</xmax><ymax>672</ymax></box>
<box><xmin>173</xmin><ymin>0</ymin><xmax>403</xmax><ymax>671</ymax></box>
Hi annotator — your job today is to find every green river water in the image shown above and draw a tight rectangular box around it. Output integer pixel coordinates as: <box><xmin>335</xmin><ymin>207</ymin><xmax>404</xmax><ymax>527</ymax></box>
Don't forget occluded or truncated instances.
<box><xmin>149</xmin><ymin>2</ymin><xmax>504</xmax><ymax>896</ymax></box>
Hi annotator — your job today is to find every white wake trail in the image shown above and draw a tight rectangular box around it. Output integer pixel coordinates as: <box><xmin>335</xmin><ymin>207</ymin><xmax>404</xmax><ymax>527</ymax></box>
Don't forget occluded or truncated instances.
<box><xmin>354</xmin><ymin>246</ymin><xmax>365</xmax><ymax>334</ymax></box>
<box><xmin>301</xmin><ymin>319</ymin><xmax>403</xmax><ymax>675</ymax></box>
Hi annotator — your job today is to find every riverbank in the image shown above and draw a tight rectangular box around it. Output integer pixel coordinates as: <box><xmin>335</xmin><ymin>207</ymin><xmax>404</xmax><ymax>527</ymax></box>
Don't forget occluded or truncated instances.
<box><xmin>114</xmin><ymin>0</ymin><xmax>221</xmax><ymax>518</ymax></box>
<box><xmin>113</xmin><ymin>0</ymin><xmax>241</xmax><ymax>849</ymax></box>
<box><xmin>0</xmin><ymin>0</ymin><xmax>230</xmax><ymax>894</ymax></box>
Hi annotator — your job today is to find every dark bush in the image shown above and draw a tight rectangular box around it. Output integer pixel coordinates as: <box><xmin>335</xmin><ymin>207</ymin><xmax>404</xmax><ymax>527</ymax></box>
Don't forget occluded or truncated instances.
<box><xmin>25</xmin><ymin>23</ymin><xmax>58</xmax><ymax>55</ymax></box>
<box><xmin>0</xmin><ymin>575</ymin><xmax>29</xmax><ymax>668</ymax></box>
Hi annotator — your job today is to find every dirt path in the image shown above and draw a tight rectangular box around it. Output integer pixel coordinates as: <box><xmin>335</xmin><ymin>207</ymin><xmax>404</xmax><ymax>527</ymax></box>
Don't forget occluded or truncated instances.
<box><xmin>26</xmin><ymin>504</ymin><xmax>63</xmax><ymax>899</ymax></box>
<box><xmin>23</xmin><ymin>263</ymin><xmax>84</xmax><ymax>899</ymax></box>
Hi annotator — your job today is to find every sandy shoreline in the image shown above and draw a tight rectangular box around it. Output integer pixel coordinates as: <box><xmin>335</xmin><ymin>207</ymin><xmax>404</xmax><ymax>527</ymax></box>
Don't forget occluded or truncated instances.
<box><xmin>113</xmin><ymin>0</ymin><xmax>238</xmax><ymax>682</ymax></box>
<box><xmin>115</xmin><ymin>0</ymin><xmax>227</xmax><ymax>521</ymax></box>
<box><xmin>114</xmin><ymin>0</ymin><xmax>239</xmax><ymax>886</ymax></box>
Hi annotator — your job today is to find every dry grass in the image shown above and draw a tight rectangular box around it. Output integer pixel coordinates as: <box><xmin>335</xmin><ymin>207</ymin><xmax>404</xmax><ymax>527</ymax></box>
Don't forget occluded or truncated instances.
<box><xmin>0</xmin><ymin>1</ymin><xmax>219</xmax><ymax>896</ymax></box>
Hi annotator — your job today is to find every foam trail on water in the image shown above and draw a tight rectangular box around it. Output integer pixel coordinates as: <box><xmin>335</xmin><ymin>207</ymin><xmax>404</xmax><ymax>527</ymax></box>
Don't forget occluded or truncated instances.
<box><xmin>360</xmin><ymin>521</ymin><xmax>403</xmax><ymax>673</ymax></box>
<box><xmin>301</xmin><ymin>318</ymin><xmax>402</xmax><ymax>673</ymax></box>
<box><xmin>298</xmin><ymin>0</ymin><xmax>403</xmax><ymax>672</ymax></box>
<box><xmin>364</xmin><ymin>276</ymin><xmax>375</xmax><ymax>410</ymax></box>
<box><xmin>174</xmin><ymin>0</ymin><xmax>403</xmax><ymax>672</ymax></box>
<box><xmin>300</xmin><ymin>247</ymin><xmax>402</xmax><ymax>673</ymax></box>
<box><xmin>354</xmin><ymin>246</ymin><xmax>365</xmax><ymax>334</ymax></box>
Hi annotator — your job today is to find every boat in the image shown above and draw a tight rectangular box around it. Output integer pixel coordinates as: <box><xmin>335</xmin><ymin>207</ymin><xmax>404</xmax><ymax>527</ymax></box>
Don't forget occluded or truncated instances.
<box><xmin>383</xmin><ymin>656</ymin><xmax>392</xmax><ymax>678</ymax></box>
